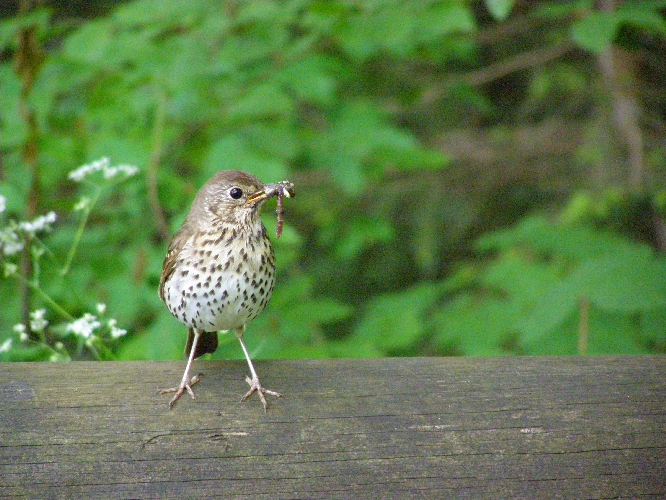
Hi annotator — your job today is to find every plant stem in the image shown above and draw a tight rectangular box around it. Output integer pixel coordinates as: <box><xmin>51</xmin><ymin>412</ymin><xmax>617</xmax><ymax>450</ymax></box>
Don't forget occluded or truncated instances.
<box><xmin>578</xmin><ymin>296</ymin><xmax>590</xmax><ymax>355</ymax></box>
<box><xmin>61</xmin><ymin>186</ymin><xmax>101</xmax><ymax>276</ymax></box>
<box><xmin>147</xmin><ymin>87</ymin><xmax>170</xmax><ymax>243</ymax></box>
<box><xmin>25</xmin><ymin>276</ymin><xmax>75</xmax><ymax>321</ymax></box>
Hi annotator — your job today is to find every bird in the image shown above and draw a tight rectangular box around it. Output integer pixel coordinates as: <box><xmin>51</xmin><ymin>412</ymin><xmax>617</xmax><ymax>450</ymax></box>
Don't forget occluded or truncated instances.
<box><xmin>158</xmin><ymin>170</ymin><xmax>294</xmax><ymax>412</ymax></box>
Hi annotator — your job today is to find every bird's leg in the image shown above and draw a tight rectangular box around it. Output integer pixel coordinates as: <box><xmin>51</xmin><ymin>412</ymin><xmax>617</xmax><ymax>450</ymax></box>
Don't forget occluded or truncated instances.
<box><xmin>235</xmin><ymin>326</ymin><xmax>281</xmax><ymax>412</ymax></box>
<box><xmin>159</xmin><ymin>328</ymin><xmax>203</xmax><ymax>409</ymax></box>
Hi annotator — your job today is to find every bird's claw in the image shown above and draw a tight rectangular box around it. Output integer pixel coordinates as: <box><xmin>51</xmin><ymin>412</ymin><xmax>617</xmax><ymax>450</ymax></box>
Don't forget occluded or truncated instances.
<box><xmin>159</xmin><ymin>373</ymin><xmax>202</xmax><ymax>409</ymax></box>
<box><xmin>241</xmin><ymin>375</ymin><xmax>281</xmax><ymax>413</ymax></box>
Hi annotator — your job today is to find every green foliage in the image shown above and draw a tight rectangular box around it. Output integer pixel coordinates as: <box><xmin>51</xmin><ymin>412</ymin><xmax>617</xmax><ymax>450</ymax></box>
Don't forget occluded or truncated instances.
<box><xmin>332</xmin><ymin>213</ymin><xmax>666</xmax><ymax>358</ymax></box>
<box><xmin>1</xmin><ymin>0</ymin><xmax>665</xmax><ymax>362</ymax></box>
<box><xmin>432</xmin><ymin>216</ymin><xmax>666</xmax><ymax>355</ymax></box>
<box><xmin>570</xmin><ymin>1</ymin><xmax>666</xmax><ymax>53</ymax></box>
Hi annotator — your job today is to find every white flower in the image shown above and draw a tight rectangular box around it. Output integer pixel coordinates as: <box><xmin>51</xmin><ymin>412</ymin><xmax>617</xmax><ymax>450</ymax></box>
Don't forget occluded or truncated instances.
<box><xmin>66</xmin><ymin>313</ymin><xmax>101</xmax><ymax>339</ymax></box>
<box><xmin>68</xmin><ymin>158</ymin><xmax>110</xmax><ymax>182</ymax></box>
<box><xmin>68</xmin><ymin>158</ymin><xmax>139</xmax><ymax>182</ymax></box>
<box><xmin>96</xmin><ymin>303</ymin><xmax>107</xmax><ymax>314</ymax></box>
<box><xmin>13</xmin><ymin>324</ymin><xmax>28</xmax><ymax>342</ymax></box>
<box><xmin>74</xmin><ymin>196</ymin><xmax>91</xmax><ymax>212</ymax></box>
<box><xmin>4</xmin><ymin>262</ymin><xmax>19</xmax><ymax>276</ymax></box>
<box><xmin>107</xmin><ymin>319</ymin><xmax>127</xmax><ymax>338</ymax></box>
<box><xmin>0</xmin><ymin>195</ymin><xmax>6</xmax><ymax>214</ymax></box>
<box><xmin>102</xmin><ymin>164</ymin><xmax>139</xmax><ymax>179</ymax></box>
<box><xmin>0</xmin><ymin>228</ymin><xmax>24</xmax><ymax>256</ymax></box>
<box><xmin>0</xmin><ymin>338</ymin><xmax>12</xmax><ymax>353</ymax></box>
<box><xmin>19</xmin><ymin>212</ymin><xmax>57</xmax><ymax>234</ymax></box>
<box><xmin>29</xmin><ymin>309</ymin><xmax>48</xmax><ymax>332</ymax></box>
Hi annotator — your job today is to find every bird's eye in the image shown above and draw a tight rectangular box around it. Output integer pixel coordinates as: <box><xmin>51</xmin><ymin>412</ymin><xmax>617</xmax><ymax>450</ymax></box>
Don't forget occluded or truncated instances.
<box><xmin>229</xmin><ymin>187</ymin><xmax>243</xmax><ymax>200</ymax></box>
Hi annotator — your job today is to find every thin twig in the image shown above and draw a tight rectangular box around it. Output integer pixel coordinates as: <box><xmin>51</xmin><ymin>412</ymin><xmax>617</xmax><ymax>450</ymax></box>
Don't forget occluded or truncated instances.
<box><xmin>147</xmin><ymin>88</ymin><xmax>171</xmax><ymax>243</ymax></box>
<box><xmin>597</xmin><ymin>0</ymin><xmax>644</xmax><ymax>190</ymax></box>
<box><xmin>578</xmin><ymin>296</ymin><xmax>590</xmax><ymax>356</ymax></box>
<box><xmin>420</xmin><ymin>40</ymin><xmax>576</xmax><ymax>107</ymax></box>
<box><xmin>61</xmin><ymin>185</ymin><xmax>101</xmax><ymax>276</ymax></box>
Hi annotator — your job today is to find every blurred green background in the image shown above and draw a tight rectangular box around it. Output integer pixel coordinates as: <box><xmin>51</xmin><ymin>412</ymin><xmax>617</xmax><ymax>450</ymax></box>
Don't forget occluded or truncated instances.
<box><xmin>1</xmin><ymin>0</ymin><xmax>665</xmax><ymax>362</ymax></box>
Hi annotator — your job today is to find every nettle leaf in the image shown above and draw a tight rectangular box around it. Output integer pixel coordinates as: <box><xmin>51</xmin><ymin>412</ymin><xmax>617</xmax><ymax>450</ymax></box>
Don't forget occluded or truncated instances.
<box><xmin>352</xmin><ymin>283</ymin><xmax>441</xmax><ymax>352</ymax></box>
<box><xmin>570</xmin><ymin>11</ymin><xmax>619</xmax><ymax>54</ymax></box>
<box><xmin>617</xmin><ymin>3</ymin><xmax>666</xmax><ymax>36</ymax></box>
<box><xmin>586</xmin><ymin>310</ymin><xmax>649</xmax><ymax>354</ymax></box>
<box><xmin>485</xmin><ymin>0</ymin><xmax>515</xmax><ymax>22</ymax></box>
<box><xmin>112</xmin><ymin>0</ymin><xmax>209</xmax><ymax>27</ymax></box>
<box><xmin>431</xmin><ymin>294</ymin><xmax>521</xmax><ymax>356</ymax></box>
<box><xmin>204</xmin><ymin>135</ymin><xmax>288</xmax><ymax>183</ymax></box>
<box><xmin>62</xmin><ymin>18</ymin><xmax>115</xmax><ymax>66</ymax></box>
<box><xmin>278</xmin><ymin>56</ymin><xmax>339</xmax><ymax>106</ymax></box>
<box><xmin>226</xmin><ymin>82</ymin><xmax>295</xmax><ymax>121</ymax></box>
<box><xmin>481</xmin><ymin>251</ymin><xmax>560</xmax><ymax>304</ymax></box>
<box><xmin>572</xmin><ymin>247</ymin><xmax>666</xmax><ymax>313</ymax></box>
<box><xmin>312</xmin><ymin>100</ymin><xmax>442</xmax><ymax>193</ymax></box>
<box><xmin>516</xmin><ymin>279</ymin><xmax>580</xmax><ymax>343</ymax></box>
<box><xmin>477</xmin><ymin>216</ymin><xmax>633</xmax><ymax>261</ymax></box>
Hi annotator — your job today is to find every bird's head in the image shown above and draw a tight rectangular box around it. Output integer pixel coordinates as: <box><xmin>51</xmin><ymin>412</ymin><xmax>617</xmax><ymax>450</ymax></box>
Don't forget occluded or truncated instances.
<box><xmin>197</xmin><ymin>170</ymin><xmax>269</xmax><ymax>225</ymax></box>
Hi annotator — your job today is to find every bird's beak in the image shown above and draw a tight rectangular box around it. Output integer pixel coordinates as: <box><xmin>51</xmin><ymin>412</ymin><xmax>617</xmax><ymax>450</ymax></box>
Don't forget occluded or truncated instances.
<box><xmin>247</xmin><ymin>182</ymin><xmax>295</xmax><ymax>205</ymax></box>
<box><xmin>246</xmin><ymin>190</ymin><xmax>269</xmax><ymax>205</ymax></box>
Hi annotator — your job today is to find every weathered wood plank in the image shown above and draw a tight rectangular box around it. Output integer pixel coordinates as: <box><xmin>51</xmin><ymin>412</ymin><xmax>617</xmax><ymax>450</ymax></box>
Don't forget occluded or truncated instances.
<box><xmin>1</xmin><ymin>356</ymin><xmax>664</xmax><ymax>499</ymax></box>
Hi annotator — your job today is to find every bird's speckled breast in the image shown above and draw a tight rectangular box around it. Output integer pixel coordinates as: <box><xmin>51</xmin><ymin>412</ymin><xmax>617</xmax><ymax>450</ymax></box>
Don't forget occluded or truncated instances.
<box><xmin>162</xmin><ymin>222</ymin><xmax>276</xmax><ymax>332</ymax></box>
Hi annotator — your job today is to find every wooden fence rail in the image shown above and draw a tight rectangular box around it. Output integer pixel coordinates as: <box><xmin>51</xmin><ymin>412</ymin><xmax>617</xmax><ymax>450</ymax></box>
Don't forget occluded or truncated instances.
<box><xmin>1</xmin><ymin>356</ymin><xmax>665</xmax><ymax>498</ymax></box>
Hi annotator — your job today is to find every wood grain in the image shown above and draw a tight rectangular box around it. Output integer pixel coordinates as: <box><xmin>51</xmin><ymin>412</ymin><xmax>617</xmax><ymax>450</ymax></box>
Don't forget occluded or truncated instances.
<box><xmin>1</xmin><ymin>356</ymin><xmax>665</xmax><ymax>499</ymax></box>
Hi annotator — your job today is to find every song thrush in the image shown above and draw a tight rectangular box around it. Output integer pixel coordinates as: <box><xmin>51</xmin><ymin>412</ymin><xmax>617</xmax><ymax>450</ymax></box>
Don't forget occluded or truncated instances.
<box><xmin>158</xmin><ymin>170</ymin><xmax>294</xmax><ymax>412</ymax></box>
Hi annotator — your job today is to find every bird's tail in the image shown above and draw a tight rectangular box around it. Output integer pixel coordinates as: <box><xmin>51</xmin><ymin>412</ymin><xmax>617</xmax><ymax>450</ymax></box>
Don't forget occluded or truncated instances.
<box><xmin>185</xmin><ymin>328</ymin><xmax>219</xmax><ymax>359</ymax></box>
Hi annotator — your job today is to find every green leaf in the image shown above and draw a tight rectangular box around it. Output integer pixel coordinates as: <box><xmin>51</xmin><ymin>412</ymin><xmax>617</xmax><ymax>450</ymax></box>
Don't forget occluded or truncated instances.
<box><xmin>481</xmin><ymin>251</ymin><xmax>560</xmax><ymax>304</ymax></box>
<box><xmin>570</xmin><ymin>11</ymin><xmax>620</xmax><ymax>53</ymax></box>
<box><xmin>516</xmin><ymin>279</ymin><xmax>579</xmax><ymax>342</ymax></box>
<box><xmin>333</xmin><ymin>217</ymin><xmax>394</xmax><ymax>260</ymax></box>
<box><xmin>617</xmin><ymin>4</ymin><xmax>666</xmax><ymax>35</ymax></box>
<box><xmin>117</xmin><ymin>313</ymin><xmax>184</xmax><ymax>360</ymax></box>
<box><xmin>572</xmin><ymin>247</ymin><xmax>666</xmax><ymax>313</ymax></box>
<box><xmin>431</xmin><ymin>294</ymin><xmax>521</xmax><ymax>356</ymax></box>
<box><xmin>204</xmin><ymin>135</ymin><xmax>288</xmax><ymax>182</ymax></box>
<box><xmin>61</xmin><ymin>18</ymin><xmax>115</xmax><ymax>66</ymax></box>
<box><xmin>586</xmin><ymin>310</ymin><xmax>649</xmax><ymax>354</ymax></box>
<box><xmin>113</xmin><ymin>0</ymin><xmax>209</xmax><ymax>27</ymax></box>
<box><xmin>226</xmin><ymin>83</ymin><xmax>295</xmax><ymax>121</ymax></box>
<box><xmin>477</xmin><ymin>216</ymin><xmax>633</xmax><ymax>261</ymax></box>
<box><xmin>485</xmin><ymin>0</ymin><xmax>515</xmax><ymax>22</ymax></box>
<box><xmin>352</xmin><ymin>283</ymin><xmax>441</xmax><ymax>352</ymax></box>
<box><xmin>278</xmin><ymin>56</ymin><xmax>338</xmax><ymax>105</ymax></box>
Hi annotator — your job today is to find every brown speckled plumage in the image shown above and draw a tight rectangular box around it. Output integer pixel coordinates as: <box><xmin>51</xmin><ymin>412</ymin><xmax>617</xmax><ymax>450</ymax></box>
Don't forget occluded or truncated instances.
<box><xmin>158</xmin><ymin>170</ymin><xmax>294</xmax><ymax>412</ymax></box>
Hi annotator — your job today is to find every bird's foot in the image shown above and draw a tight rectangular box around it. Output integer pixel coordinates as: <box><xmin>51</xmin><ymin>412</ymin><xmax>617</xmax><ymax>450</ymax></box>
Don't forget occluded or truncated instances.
<box><xmin>159</xmin><ymin>373</ymin><xmax>203</xmax><ymax>409</ymax></box>
<box><xmin>241</xmin><ymin>375</ymin><xmax>281</xmax><ymax>412</ymax></box>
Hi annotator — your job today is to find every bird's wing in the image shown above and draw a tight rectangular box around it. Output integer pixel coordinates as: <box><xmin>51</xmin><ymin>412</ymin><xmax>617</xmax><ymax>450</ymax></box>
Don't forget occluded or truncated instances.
<box><xmin>158</xmin><ymin>228</ymin><xmax>193</xmax><ymax>302</ymax></box>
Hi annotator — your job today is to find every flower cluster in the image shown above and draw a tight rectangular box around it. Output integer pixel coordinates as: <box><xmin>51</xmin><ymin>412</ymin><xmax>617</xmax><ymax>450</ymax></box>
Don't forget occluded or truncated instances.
<box><xmin>68</xmin><ymin>157</ymin><xmax>139</xmax><ymax>183</ymax></box>
<box><xmin>0</xmin><ymin>195</ymin><xmax>57</xmax><ymax>256</ymax></box>
<box><xmin>19</xmin><ymin>212</ymin><xmax>57</xmax><ymax>234</ymax></box>
<box><xmin>0</xmin><ymin>226</ymin><xmax>24</xmax><ymax>256</ymax></box>
<box><xmin>29</xmin><ymin>309</ymin><xmax>49</xmax><ymax>332</ymax></box>
<box><xmin>2</xmin><ymin>304</ymin><xmax>128</xmax><ymax>360</ymax></box>
<box><xmin>66</xmin><ymin>312</ymin><xmax>101</xmax><ymax>339</ymax></box>
<box><xmin>0</xmin><ymin>159</ymin><xmax>136</xmax><ymax>362</ymax></box>
<box><xmin>64</xmin><ymin>306</ymin><xmax>127</xmax><ymax>341</ymax></box>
